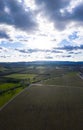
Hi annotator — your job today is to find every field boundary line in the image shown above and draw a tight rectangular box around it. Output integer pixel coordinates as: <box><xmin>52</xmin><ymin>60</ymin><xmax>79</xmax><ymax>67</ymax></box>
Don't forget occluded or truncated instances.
<box><xmin>0</xmin><ymin>83</ymin><xmax>83</xmax><ymax>111</ymax></box>
<box><xmin>0</xmin><ymin>85</ymin><xmax>31</xmax><ymax>112</ymax></box>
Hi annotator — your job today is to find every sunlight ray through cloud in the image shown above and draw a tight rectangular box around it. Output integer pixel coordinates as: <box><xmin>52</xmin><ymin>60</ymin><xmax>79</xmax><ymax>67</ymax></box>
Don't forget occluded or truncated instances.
<box><xmin>0</xmin><ymin>0</ymin><xmax>83</xmax><ymax>62</ymax></box>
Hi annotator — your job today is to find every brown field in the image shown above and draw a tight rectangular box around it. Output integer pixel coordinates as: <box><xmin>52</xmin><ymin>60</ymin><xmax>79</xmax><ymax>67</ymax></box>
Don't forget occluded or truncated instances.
<box><xmin>0</xmin><ymin>84</ymin><xmax>83</xmax><ymax>130</ymax></box>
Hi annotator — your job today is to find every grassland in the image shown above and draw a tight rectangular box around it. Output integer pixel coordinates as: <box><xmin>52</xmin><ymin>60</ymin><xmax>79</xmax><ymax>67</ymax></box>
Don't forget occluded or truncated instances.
<box><xmin>0</xmin><ymin>87</ymin><xmax>23</xmax><ymax>107</ymax></box>
<box><xmin>6</xmin><ymin>73</ymin><xmax>37</xmax><ymax>80</ymax></box>
<box><xmin>0</xmin><ymin>83</ymin><xmax>19</xmax><ymax>91</ymax></box>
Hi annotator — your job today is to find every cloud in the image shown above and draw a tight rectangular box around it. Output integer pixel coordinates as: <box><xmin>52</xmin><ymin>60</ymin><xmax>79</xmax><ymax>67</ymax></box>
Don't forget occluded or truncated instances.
<box><xmin>0</xmin><ymin>0</ymin><xmax>83</xmax><ymax>62</ymax></box>
<box><xmin>0</xmin><ymin>46</ymin><xmax>8</xmax><ymax>52</ymax></box>
<box><xmin>0</xmin><ymin>30</ymin><xmax>9</xmax><ymax>39</ymax></box>
<box><xmin>15</xmin><ymin>48</ymin><xmax>52</xmax><ymax>54</ymax></box>
<box><xmin>51</xmin><ymin>50</ymin><xmax>63</xmax><ymax>53</ymax></box>
<box><xmin>15</xmin><ymin>44</ymin><xmax>83</xmax><ymax>55</ymax></box>
<box><xmin>0</xmin><ymin>0</ymin><xmax>4</xmax><ymax>11</ymax></box>
<box><xmin>53</xmin><ymin>44</ymin><xmax>83</xmax><ymax>51</ymax></box>
<box><xmin>15</xmin><ymin>48</ymin><xmax>63</xmax><ymax>54</ymax></box>
<box><xmin>0</xmin><ymin>0</ymin><xmax>37</xmax><ymax>32</ymax></box>
<box><xmin>45</xmin><ymin>56</ymin><xmax>53</xmax><ymax>59</ymax></box>
<box><xmin>0</xmin><ymin>56</ymin><xmax>6</xmax><ymax>58</ymax></box>
<box><xmin>35</xmin><ymin>0</ymin><xmax>83</xmax><ymax>30</ymax></box>
<box><xmin>71</xmin><ymin>3</ymin><xmax>83</xmax><ymax>22</ymax></box>
<box><xmin>80</xmin><ymin>45</ymin><xmax>83</xmax><ymax>49</ymax></box>
<box><xmin>0</xmin><ymin>47</ymin><xmax>3</xmax><ymax>50</ymax></box>
<box><xmin>35</xmin><ymin>0</ymin><xmax>70</xmax><ymax>10</ymax></box>
<box><xmin>35</xmin><ymin>0</ymin><xmax>71</xmax><ymax>30</ymax></box>
<box><xmin>68</xmin><ymin>51</ymin><xmax>81</xmax><ymax>55</ymax></box>
<box><xmin>62</xmin><ymin>55</ymin><xmax>72</xmax><ymax>58</ymax></box>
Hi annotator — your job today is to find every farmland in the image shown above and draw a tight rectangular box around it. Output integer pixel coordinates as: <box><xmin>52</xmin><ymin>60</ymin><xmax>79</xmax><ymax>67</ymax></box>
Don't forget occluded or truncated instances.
<box><xmin>0</xmin><ymin>63</ymin><xmax>51</xmax><ymax>107</ymax></box>
<box><xmin>0</xmin><ymin>84</ymin><xmax>83</xmax><ymax>130</ymax></box>
<box><xmin>0</xmin><ymin>62</ymin><xmax>83</xmax><ymax>130</ymax></box>
<box><xmin>43</xmin><ymin>72</ymin><xmax>83</xmax><ymax>87</ymax></box>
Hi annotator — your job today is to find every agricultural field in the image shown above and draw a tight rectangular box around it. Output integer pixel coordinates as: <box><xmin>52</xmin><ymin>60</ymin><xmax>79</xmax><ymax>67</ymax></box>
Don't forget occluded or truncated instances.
<box><xmin>0</xmin><ymin>87</ymin><xmax>23</xmax><ymax>107</ymax></box>
<box><xmin>5</xmin><ymin>73</ymin><xmax>37</xmax><ymax>81</ymax></box>
<box><xmin>0</xmin><ymin>84</ymin><xmax>83</xmax><ymax>130</ymax></box>
<box><xmin>0</xmin><ymin>83</ymin><xmax>20</xmax><ymax>91</ymax></box>
<box><xmin>43</xmin><ymin>72</ymin><xmax>83</xmax><ymax>87</ymax></box>
<box><xmin>0</xmin><ymin>63</ymin><xmax>51</xmax><ymax>107</ymax></box>
<box><xmin>0</xmin><ymin>62</ymin><xmax>83</xmax><ymax>130</ymax></box>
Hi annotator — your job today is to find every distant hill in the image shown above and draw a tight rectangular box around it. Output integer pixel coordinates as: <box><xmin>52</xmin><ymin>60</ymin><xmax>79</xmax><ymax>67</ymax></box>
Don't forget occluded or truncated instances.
<box><xmin>0</xmin><ymin>61</ymin><xmax>83</xmax><ymax>67</ymax></box>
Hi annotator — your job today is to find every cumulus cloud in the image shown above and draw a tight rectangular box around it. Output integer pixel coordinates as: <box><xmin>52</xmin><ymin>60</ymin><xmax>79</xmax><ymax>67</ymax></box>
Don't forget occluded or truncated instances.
<box><xmin>35</xmin><ymin>0</ymin><xmax>83</xmax><ymax>30</ymax></box>
<box><xmin>0</xmin><ymin>0</ymin><xmax>37</xmax><ymax>31</ymax></box>
<box><xmin>0</xmin><ymin>30</ymin><xmax>9</xmax><ymax>39</ymax></box>
<box><xmin>71</xmin><ymin>3</ymin><xmax>83</xmax><ymax>22</ymax></box>
<box><xmin>0</xmin><ymin>0</ymin><xmax>83</xmax><ymax>62</ymax></box>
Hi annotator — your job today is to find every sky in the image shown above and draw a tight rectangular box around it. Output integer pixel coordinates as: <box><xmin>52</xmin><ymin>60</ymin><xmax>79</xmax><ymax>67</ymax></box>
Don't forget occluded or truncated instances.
<box><xmin>0</xmin><ymin>0</ymin><xmax>83</xmax><ymax>62</ymax></box>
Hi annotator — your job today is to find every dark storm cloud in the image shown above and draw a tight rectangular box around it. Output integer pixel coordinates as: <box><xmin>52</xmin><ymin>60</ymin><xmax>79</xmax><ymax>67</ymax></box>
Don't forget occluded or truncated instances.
<box><xmin>0</xmin><ymin>30</ymin><xmax>9</xmax><ymax>39</ymax></box>
<box><xmin>35</xmin><ymin>0</ymin><xmax>83</xmax><ymax>30</ymax></box>
<box><xmin>0</xmin><ymin>0</ymin><xmax>37</xmax><ymax>31</ymax></box>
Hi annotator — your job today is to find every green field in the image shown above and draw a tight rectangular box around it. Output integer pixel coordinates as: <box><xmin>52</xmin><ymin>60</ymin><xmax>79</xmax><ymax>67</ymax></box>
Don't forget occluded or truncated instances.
<box><xmin>0</xmin><ymin>87</ymin><xmax>23</xmax><ymax>107</ymax></box>
<box><xmin>5</xmin><ymin>73</ymin><xmax>37</xmax><ymax>80</ymax></box>
<box><xmin>5</xmin><ymin>73</ymin><xmax>49</xmax><ymax>83</ymax></box>
<box><xmin>0</xmin><ymin>83</ymin><xmax>19</xmax><ymax>91</ymax></box>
